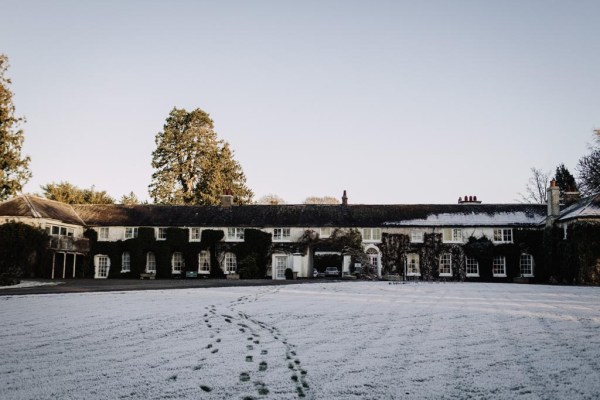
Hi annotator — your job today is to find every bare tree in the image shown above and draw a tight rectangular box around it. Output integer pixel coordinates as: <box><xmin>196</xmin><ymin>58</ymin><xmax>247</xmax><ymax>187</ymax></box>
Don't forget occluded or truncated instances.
<box><xmin>303</xmin><ymin>196</ymin><xmax>340</xmax><ymax>204</ymax></box>
<box><xmin>577</xmin><ymin>129</ymin><xmax>600</xmax><ymax>196</ymax></box>
<box><xmin>256</xmin><ymin>194</ymin><xmax>286</xmax><ymax>205</ymax></box>
<box><xmin>518</xmin><ymin>167</ymin><xmax>550</xmax><ymax>204</ymax></box>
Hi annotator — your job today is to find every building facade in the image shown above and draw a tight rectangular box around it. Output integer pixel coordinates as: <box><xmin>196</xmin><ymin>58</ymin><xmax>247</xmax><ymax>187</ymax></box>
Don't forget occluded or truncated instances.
<box><xmin>1</xmin><ymin>184</ymin><xmax>599</xmax><ymax>284</ymax></box>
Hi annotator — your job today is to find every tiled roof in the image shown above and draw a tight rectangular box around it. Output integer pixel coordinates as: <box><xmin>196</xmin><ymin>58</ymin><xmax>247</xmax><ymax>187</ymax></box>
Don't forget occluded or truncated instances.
<box><xmin>558</xmin><ymin>194</ymin><xmax>600</xmax><ymax>222</ymax></box>
<box><xmin>72</xmin><ymin>203</ymin><xmax>547</xmax><ymax>228</ymax></box>
<box><xmin>0</xmin><ymin>196</ymin><xmax>85</xmax><ymax>226</ymax></box>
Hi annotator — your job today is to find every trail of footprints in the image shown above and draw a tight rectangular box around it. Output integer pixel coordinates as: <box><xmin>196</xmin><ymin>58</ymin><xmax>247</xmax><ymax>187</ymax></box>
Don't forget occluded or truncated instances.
<box><xmin>195</xmin><ymin>291</ymin><xmax>310</xmax><ymax>398</ymax></box>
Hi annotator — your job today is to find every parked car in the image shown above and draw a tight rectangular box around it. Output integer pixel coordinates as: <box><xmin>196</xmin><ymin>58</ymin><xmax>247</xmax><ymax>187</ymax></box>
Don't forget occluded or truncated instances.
<box><xmin>313</xmin><ymin>269</ymin><xmax>326</xmax><ymax>278</ymax></box>
<box><xmin>325</xmin><ymin>267</ymin><xmax>340</xmax><ymax>276</ymax></box>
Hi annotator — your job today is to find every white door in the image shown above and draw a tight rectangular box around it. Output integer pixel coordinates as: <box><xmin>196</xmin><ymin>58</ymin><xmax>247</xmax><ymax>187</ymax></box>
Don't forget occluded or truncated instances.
<box><xmin>275</xmin><ymin>256</ymin><xmax>287</xmax><ymax>280</ymax></box>
<box><xmin>95</xmin><ymin>255</ymin><xmax>110</xmax><ymax>279</ymax></box>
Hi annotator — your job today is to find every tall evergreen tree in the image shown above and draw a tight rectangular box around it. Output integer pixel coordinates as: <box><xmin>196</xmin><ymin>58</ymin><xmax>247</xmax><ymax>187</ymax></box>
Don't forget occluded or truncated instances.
<box><xmin>0</xmin><ymin>54</ymin><xmax>31</xmax><ymax>200</ymax></box>
<box><xmin>149</xmin><ymin>107</ymin><xmax>253</xmax><ymax>205</ymax></box>
<box><xmin>554</xmin><ymin>164</ymin><xmax>578</xmax><ymax>194</ymax></box>
<box><xmin>120</xmin><ymin>191</ymin><xmax>140</xmax><ymax>205</ymax></box>
<box><xmin>41</xmin><ymin>181</ymin><xmax>115</xmax><ymax>204</ymax></box>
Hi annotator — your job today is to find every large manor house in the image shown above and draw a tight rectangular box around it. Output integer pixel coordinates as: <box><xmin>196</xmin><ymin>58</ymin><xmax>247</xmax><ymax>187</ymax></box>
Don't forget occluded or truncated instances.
<box><xmin>1</xmin><ymin>182</ymin><xmax>599</xmax><ymax>284</ymax></box>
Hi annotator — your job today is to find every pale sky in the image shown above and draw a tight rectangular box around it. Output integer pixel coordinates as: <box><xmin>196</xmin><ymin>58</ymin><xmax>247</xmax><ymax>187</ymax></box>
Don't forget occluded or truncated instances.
<box><xmin>1</xmin><ymin>0</ymin><xmax>598</xmax><ymax>204</ymax></box>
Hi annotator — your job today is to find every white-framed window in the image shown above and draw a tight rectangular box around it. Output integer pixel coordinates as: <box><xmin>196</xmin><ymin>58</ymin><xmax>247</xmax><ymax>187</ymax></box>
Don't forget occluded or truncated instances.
<box><xmin>362</xmin><ymin>228</ymin><xmax>382</xmax><ymax>242</ymax></box>
<box><xmin>124</xmin><ymin>227</ymin><xmax>138</xmax><ymax>239</ymax></box>
<box><xmin>406</xmin><ymin>253</ymin><xmax>420</xmax><ymax>276</ymax></box>
<box><xmin>520</xmin><ymin>254</ymin><xmax>534</xmax><ymax>277</ymax></box>
<box><xmin>121</xmin><ymin>252</ymin><xmax>131</xmax><ymax>273</ymax></box>
<box><xmin>411</xmin><ymin>231</ymin><xmax>424</xmax><ymax>243</ymax></box>
<box><xmin>48</xmin><ymin>225</ymin><xmax>74</xmax><ymax>237</ymax></box>
<box><xmin>171</xmin><ymin>252</ymin><xmax>184</xmax><ymax>274</ymax></box>
<box><xmin>465</xmin><ymin>257</ymin><xmax>479</xmax><ymax>277</ymax></box>
<box><xmin>224</xmin><ymin>252</ymin><xmax>237</xmax><ymax>274</ymax></box>
<box><xmin>190</xmin><ymin>227</ymin><xmax>202</xmax><ymax>241</ymax></box>
<box><xmin>493</xmin><ymin>228</ymin><xmax>513</xmax><ymax>243</ymax></box>
<box><xmin>198</xmin><ymin>251</ymin><xmax>210</xmax><ymax>274</ymax></box>
<box><xmin>227</xmin><ymin>227</ymin><xmax>244</xmax><ymax>241</ymax></box>
<box><xmin>94</xmin><ymin>255</ymin><xmax>110</xmax><ymax>279</ymax></box>
<box><xmin>157</xmin><ymin>227</ymin><xmax>167</xmax><ymax>240</ymax></box>
<box><xmin>439</xmin><ymin>253</ymin><xmax>452</xmax><ymax>276</ymax></box>
<box><xmin>320</xmin><ymin>228</ymin><xmax>332</xmax><ymax>238</ymax></box>
<box><xmin>146</xmin><ymin>252</ymin><xmax>156</xmax><ymax>274</ymax></box>
<box><xmin>273</xmin><ymin>228</ymin><xmax>291</xmax><ymax>241</ymax></box>
<box><xmin>442</xmin><ymin>228</ymin><xmax>462</xmax><ymax>243</ymax></box>
<box><xmin>493</xmin><ymin>255</ymin><xmax>507</xmax><ymax>277</ymax></box>
<box><xmin>366</xmin><ymin>247</ymin><xmax>379</xmax><ymax>269</ymax></box>
<box><xmin>99</xmin><ymin>227</ymin><xmax>109</xmax><ymax>240</ymax></box>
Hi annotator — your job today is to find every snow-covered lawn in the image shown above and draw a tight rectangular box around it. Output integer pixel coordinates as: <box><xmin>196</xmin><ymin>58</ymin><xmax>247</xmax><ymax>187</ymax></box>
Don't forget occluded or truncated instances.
<box><xmin>0</xmin><ymin>280</ymin><xmax>63</xmax><ymax>290</ymax></box>
<box><xmin>1</xmin><ymin>282</ymin><xmax>599</xmax><ymax>400</ymax></box>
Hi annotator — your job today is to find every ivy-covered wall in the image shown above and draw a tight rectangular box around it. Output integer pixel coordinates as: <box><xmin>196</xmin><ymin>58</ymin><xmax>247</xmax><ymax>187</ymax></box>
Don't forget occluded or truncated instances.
<box><xmin>379</xmin><ymin>229</ymin><xmax>546</xmax><ymax>282</ymax></box>
<box><xmin>545</xmin><ymin>222</ymin><xmax>600</xmax><ymax>285</ymax></box>
<box><xmin>0</xmin><ymin>222</ymin><xmax>49</xmax><ymax>282</ymax></box>
<box><xmin>86</xmin><ymin>227</ymin><xmax>272</xmax><ymax>279</ymax></box>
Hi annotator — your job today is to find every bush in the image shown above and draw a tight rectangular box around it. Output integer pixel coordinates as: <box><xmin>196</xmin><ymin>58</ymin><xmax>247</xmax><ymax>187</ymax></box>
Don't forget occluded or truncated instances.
<box><xmin>238</xmin><ymin>255</ymin><xmax>262</xmax><ymax>279</ymax></box>
<box><xmin>285</xmin><ymin>268</ymin><xmax>294</xmax><ymax>280</ymax></box>
<box><xmin>0</xmin><ymin>276</ymin><xmax>20</xmax><ymax>286</ymax></box>
<box><xmin>0</xmin><ymin>222</ymin><xmax>49</xmax><ymax>280</ymax></box>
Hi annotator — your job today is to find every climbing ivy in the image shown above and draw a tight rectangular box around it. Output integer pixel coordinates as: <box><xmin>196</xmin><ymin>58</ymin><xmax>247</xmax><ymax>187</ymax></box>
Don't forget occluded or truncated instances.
<box><xmin>0</xmin><ymin>222</ymin><xmax>49</xmax><ymax>283</ymax></box>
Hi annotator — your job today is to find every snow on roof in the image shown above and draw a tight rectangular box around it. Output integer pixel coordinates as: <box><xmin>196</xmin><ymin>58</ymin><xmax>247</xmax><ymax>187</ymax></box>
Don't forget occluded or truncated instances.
<box><xmin>383</xmin><ymin>211</ymin><xmax>545</xmax><ymax>227</ymax></box>
<box><xmin>558</xmin><ymin>193</ymin><xmax>600</xmax><ymax>222</ymax></box>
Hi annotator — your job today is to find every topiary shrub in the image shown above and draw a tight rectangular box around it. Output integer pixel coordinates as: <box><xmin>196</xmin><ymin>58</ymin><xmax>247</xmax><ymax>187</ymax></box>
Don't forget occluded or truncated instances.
<box><xmin>284</xmin><ymin>268</ymin><xmax>294</xmax><ymax>280</ymax></box>
<box><xmin>238</xmin><ymin>255</ymin><xmax>262</xmax><ymax>279</ymax></box>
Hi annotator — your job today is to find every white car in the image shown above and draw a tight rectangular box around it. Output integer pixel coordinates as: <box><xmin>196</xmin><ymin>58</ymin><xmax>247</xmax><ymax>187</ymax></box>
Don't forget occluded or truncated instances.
<box><xmin>325</xmin><ymin>267</ymin><xmax>340</xmax><ymax>276</ymax></box>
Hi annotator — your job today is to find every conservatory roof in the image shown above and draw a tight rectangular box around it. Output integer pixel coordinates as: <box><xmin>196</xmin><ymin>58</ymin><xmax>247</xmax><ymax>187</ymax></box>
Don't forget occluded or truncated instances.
<box><xmin>0</xmin><ymin>196</ymin><xmax>85</xmax><ymax>226</ymax></box>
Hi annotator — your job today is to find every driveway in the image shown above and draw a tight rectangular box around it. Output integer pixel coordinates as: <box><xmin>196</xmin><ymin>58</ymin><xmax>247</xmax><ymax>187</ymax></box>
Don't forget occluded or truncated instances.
<box><xmin>0</xmin><ymin>277</ymin><xmax>332</xmax><ymax>296</ymax></box>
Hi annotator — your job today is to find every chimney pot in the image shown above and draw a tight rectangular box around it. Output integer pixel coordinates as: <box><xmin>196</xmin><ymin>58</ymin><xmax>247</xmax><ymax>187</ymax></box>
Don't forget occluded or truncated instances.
<box><xmin>342</xmin><ymin>190</ymin><xmax>348</xmax><ymax>206</ymax></box>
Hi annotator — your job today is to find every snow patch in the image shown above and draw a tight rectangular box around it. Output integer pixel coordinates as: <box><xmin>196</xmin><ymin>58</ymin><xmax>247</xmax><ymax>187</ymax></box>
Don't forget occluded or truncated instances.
<box><xmin>384</xmin><ymin>211</ymin><xmax>545</xmax><ymax>226</ymax></box>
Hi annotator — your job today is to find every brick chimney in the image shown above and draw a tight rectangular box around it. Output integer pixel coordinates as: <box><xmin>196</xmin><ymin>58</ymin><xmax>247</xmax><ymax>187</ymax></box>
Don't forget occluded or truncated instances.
<box><xmin>220</xmin><ymin>189</ymin><xmax>234</xmax><ymax>207</ymax></box>
<box><xmin>563</xmin><ymin>191</ymin><xmax>580</xmax><ymax>206</ymax></box>
<box><xmin>458</xmin><ymin>195</ymin><xmax>481</xmax><ymax>204</ymax></box>
<box><xmin>546</xmin><ymin>179</ymin><xmax>560</xmax><ymax>225</ymax></box>
<box><xmin>342</xmin><ymin>190</ymin><xmax>348</xmax><ymax>206</ymax></box>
